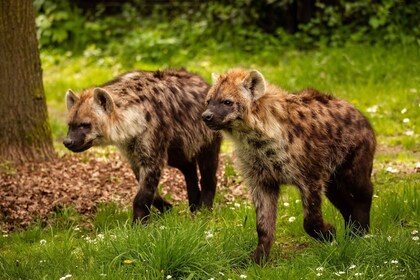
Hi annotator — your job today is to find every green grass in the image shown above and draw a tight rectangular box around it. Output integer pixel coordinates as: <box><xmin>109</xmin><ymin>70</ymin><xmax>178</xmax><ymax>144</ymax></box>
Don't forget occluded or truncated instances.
<box><xmin>1</xmin><ymin>44</ymin><xmax>419</xmax><ymax>278</ymax></box>
<box><xmin>0</xmin><ymin>171</ymin><xmax>418</xmax><ymax>279</ymax></box>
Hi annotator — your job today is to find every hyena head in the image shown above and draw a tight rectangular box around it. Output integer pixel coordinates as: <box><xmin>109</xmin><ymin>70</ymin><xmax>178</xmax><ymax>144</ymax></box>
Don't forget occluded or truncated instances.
<box><xmin>202</xmin><ymin>68</ymin><xmax>266</xmax><ymax>131</ymax></box>
<box><xmin>63</xmin><ymin>88</ymin><xmax>115</xmax><ymax>152</ymax></box>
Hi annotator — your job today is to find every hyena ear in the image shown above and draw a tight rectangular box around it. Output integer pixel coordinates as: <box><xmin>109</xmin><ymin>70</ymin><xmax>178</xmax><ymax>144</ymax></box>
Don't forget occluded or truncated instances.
<box><xmin>242</xmin><ymin>70</ymin><xmax>266</xmax><ymax>100</ymax></box>
<box><xmin>93</xmin><ymin>88</ymin><xmax>115</xmax><ymax>115</ymax></box>
<box><xmin>65</xmin><ymin>89</ymin><xmax>79</xmax><ymax>111</ymax></box>
<box><xmin>211</xmin><ymin>73</ymin><xmax>219</xmax><ymax>85</ymax></box>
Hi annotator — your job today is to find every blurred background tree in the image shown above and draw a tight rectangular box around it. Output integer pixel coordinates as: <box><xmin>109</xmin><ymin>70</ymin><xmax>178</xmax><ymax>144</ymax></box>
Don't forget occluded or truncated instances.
<box><xmin>0</xmin><ymin>0</ymin><xmax>55</xmax><ymax>163</ymax></box>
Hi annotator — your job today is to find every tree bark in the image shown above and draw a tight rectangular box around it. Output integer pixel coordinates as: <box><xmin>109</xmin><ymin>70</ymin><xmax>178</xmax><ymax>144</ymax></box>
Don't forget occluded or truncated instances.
<box><xmin>0</xmin><ymin>1</ymin><xmax>55</xmax><ymax>162</ymax></box>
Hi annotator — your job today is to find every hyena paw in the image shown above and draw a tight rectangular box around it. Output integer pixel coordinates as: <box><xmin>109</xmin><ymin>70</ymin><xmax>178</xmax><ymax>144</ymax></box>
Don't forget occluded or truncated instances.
<box><xmin>251</xmin><ymin>245</ymin><xmax>269</xmax><ymax>265</ymax></box>
<box><xmin>318</xmin><ymin>224</ymin><xmax>336</xmax><ymax>242</ymax></box>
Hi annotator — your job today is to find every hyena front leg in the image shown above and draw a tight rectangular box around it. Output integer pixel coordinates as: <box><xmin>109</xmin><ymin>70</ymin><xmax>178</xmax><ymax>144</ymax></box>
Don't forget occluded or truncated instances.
<box><xmin>133</xmin><ymin>165</ymin><xmax>162</xmax><ymax>223</ymax></box>
<box><xmin>251</xmin><ymin>179</ymin><xmax>280</xmax><ymax>264</ymax></box>
<box><xmin>298</xmin><ymin>180</ymin><xmax>335</xmax><ymax>241</ymax></box>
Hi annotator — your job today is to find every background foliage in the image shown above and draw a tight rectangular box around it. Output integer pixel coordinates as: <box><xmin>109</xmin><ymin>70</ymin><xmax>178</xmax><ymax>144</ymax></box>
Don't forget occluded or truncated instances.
<box><xmin>34</xmin><ymin>0</ymin><xmax>420</xmax><ymax>64</ymax></box>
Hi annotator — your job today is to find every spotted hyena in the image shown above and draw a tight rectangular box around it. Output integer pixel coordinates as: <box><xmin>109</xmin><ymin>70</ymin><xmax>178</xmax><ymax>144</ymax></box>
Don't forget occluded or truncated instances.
<box><xmin>202</xmin><ymin>68</ymin><xmax>375</xmax><ymax>263</ymax></box>
<box><xmin>64</xmin><ymin>69</ymin><xmax>222</xmax><ymax>223</ymax></box>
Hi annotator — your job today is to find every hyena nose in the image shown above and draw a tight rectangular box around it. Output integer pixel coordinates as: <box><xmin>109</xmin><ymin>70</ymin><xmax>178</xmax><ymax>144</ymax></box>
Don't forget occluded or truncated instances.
<box><xmin>202</xmin><ymin>111</ymin><xmax>214</xmax><ymax>122</ymax></box>
<box><xmin>63</xmin><ymin>138</ymin><xmax>74</xmax><ymax>148</ymax></box>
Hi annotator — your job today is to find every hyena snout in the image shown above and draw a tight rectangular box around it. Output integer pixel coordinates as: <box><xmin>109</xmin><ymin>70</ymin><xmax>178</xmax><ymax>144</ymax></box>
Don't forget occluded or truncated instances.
<box><xmin>63</xmin><ymin>138</ymin><xmax>74</xmax><ymax>149</ymax></box>
<box><xmin>202</xmin><ymin>110</ymin><xmax>214</xmax><ymax>122</ymax></box>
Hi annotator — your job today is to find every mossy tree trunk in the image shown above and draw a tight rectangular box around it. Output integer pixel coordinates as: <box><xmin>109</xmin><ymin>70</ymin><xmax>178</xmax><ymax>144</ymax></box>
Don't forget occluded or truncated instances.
<box><xmin>0</xmin><ymin>0</ymin><xmax>55</xmax><ymax>162</ymax></box>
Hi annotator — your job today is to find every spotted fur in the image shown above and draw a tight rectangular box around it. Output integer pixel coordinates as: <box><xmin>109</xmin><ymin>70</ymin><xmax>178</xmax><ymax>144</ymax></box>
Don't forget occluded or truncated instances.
<box><xmin>65</xmin><ymin>69</ymin><xmax>222</xmax><ymax>223</ymax></box>
<box><xmin>202</xmin><ymin>68</ymin><xmax>376</xmax><ymax>263</ymax></box>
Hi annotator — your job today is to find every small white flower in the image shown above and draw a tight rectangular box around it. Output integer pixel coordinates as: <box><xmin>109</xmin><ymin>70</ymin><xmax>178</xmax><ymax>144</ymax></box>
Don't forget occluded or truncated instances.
<box><xmin>59</xmin><ymin>274</ymin><xmax>72</xmax><ymax>280</ymax></box>
<box><xmin>349</xmin><ymin>264</ymin><xmax>356</xmax><ymax>269</ymax></box>
<box><xmin>403</xmin><ymin>118</ymin><xmax>410</xmax><ymax>123</ymax></box>
<box><xmin>412</xmin><ymin>236</ymin><xmax>419</xmax><ymax>241</ymax></box>
<box><xmin>379</xmin><ymin>274</ymin><xmax>384</xmax><ymax>278</ymax></box>
<box><xmin>234</xmin><ymin>203</ymin><xmax>241</xmax><ymax>208</ymax></box>
<box><xmin>205</xmin><ymin>230</ymin><xmax>214</xmax><ymax>239</ymax></box>
<box><xmin>40</xmin><ymin>239</ymin><xmax>47</xmax><ymax>245</ymax></box>
<box><xmin>240</xmin><ymin>274</ymin><xmax>247</xmax><ymax>278</ymax></box>
<box><xmin>385</xmin><ymin>166</ymin><xmax>398</xmax><ymax>174</ymax></box>
<box><xmin>384</xmin><ymin>261</ymin><xmax>388</xmax><ymax>264</ymax></box>
<box><xmin>411</xmin><ymin>230</ymin><xmax>418</xmax><ymax>235</ymax></box>
<box><xmin>316</xmin><ymin>273</ymin><xmax>323</xmax><ymax>276</ymax></box>
<box><xmin>99</xmin><ymin>274</ymin><xmax>107</xmax><ymax>277</ymax></box>
<box><xmin>39</xmin><ymin>260</ymin><xmax>46</xmax><ymax>263</ymax></box>
<box><xmin>208</xmin><ymin>278</ymin><xmax>214</xmax><ymax>280</ymax></box>
<box><xmin>166</xmin><ymin>275</ymin><xmax>172</xmax><ymax>279</ymax></box>
<box><xmin>288</xmin><ymin>216</ymin><xmax>296</xmax><ymax>223</ymax></box>
<box><xmin>97</xmin><ymin>234</ymin><xmax>105</xmax><ymax>240</ymax></box>
<box><xmin>373</xmin><ymin>194</ymin><xmax>379</xmax><ymax>198</ymax></box>
<box><xmin>316</xmin><ymin>267</ymin><xmax>324</xmax><ymax>271</ymax></box>
<box><xmin>391</xmin><ymin>259</ymin><xmax>398</xmax><ymax>264</ymax></box>
<box><xmin>159</xmin><ymin>226</ymin><xmax>167</xmax><ymax>230</ymax></box>
<box><xmin>355</xmin><ymin>272</ymin><xmax>363</xmax><ymax>276</ymax></box>
<box><xmin>387</xmin><ymin>236</ymin><xmax>392</xmax><ymax>242</ymax></box>
<box><xmin>283</xmin><ymin>202</ymin><xmax>290</xmax><ymax>207</ymax></box>
<box><xmin>364</xmin><ymin>234</ymin><xmax>374</xmax><ymax>238</ymax></box>
<box><xmin>401</xmin><ymin>108</ymin><xmax>407</xmax><ymax>114</ymax></box>
<box><xmin>367</xmin><ymin>105</ymin><xmax>378</xmax><ymax>113</ymax></box>
<box><xmin>74</xmin><ymin>226</ymin><xmax>80</xmax><ymax>231</ymax></box>
<box><xmin>405</xmin><ymin>130</ymin><xmax>414</xmax><ymax>136</ymax></box>
<box><xmin>219</xmin><ymin>272</ymin><xmax>225</xmax><ymax>276</ymax></box>
<box><xmin>295</xmin><ymin>199</ymin><xmax>301</xmax><ymax>204</ymax></box>
<box><xmin>2</xmin><ymin>234</ymin><xmax>8</xmax><ymax>237</ymax></box>
<box><xmin>338</xmin><ymin>271</ymin><xmax>345</xmax><ymax>274</ymax></box>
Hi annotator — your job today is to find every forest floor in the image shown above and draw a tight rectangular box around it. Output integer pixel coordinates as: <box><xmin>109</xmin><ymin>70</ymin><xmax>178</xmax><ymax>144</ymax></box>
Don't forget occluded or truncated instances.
<box><xmin>0</xmin><ymin>150</ymin><xmax>249</xmax><ymax>232</ymax></box>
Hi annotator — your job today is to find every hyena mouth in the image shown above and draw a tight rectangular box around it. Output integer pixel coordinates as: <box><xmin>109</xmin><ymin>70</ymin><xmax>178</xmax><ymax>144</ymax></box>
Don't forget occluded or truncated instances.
<box><xmin>67</xmin><ymin>140</ymin><xmax>94</xmax><ymax>153</ymax></box>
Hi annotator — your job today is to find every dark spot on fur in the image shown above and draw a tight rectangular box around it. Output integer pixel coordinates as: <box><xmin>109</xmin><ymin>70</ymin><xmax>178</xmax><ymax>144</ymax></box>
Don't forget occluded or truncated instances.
<box><xmin>247</xmin><ymin>138</ymin><xmax>268</xmax><ymax>149</ymax></box>
<box><xmin>344</xmin><ymin>111</ymin><xmax>353</xmax><ymax>125</ymax></box>
<box><xmin>311</xmin><ymin>111</ymin><xmax>317</xmax><ymax>119</ymax></box>
<box><xmin>145</xmin><ymin>111</ymin><xmax>151</xmax><ymax>122</ymax></box>
<box><xmin>288</xmin><ymin>131</ymin><xmax>294</xmax><ymax>144</ymax></box>
<box><xmin>153</xmin><ymin>71</ymin><xmax>164</xmax><ymax>79</ymax></box>
<box><xmin>273</xmin><ymin>162</ymin><xmax>283</xmax><ymax>173</ymax></box>
<box><xmin>146</xmin><ymin>77</ymin><xmax>155</xmax><ymax>83</ymax></box>
<box><xmin>293</xmin><ymin>123</ymin><xmax>304</xmax><ymax>138</ymax></box>
<box><xmin>135</xmin><ymin>84</ymin><xmax>143</xmax><ymax>92</ymax></box>
<box><xmin>139</xmin><ymin>95</ymin><xmax>147</xmax><ymax>102</ymax></box>
<box><xmin>153</xmin><ymin>87</ymin><xmax>160</xmax><ymax>95</ymax></box>
<box><xmin>121</xmin><ymin>88</ymin><xmax>128</xmax><ymax>94</ymax></box>
<box><xmin>297</xmin><ymin>110</ymin><xmax>306</xmax><ymax>120</ymax></box>
<box><xmin>265</xmin><ymin>149</ymin><xmax>276</xmax><ymax>158</ymax></box>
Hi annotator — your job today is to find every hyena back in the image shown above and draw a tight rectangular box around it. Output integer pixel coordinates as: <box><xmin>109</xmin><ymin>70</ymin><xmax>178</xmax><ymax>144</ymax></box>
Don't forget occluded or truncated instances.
<box><xmin>202</xmin><ymin>68</ymin><xmax>375</xmax><ymax>263</ymax></box>
<box><xmin>64</xmin><ymin>69</ymin><xmax>221</xmax><ymax>222</ymax></box>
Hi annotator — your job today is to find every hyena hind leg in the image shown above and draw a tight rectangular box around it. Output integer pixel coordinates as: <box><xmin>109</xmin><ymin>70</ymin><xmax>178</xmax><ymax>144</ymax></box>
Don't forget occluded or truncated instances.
<box><xmin>197</xmin><ymin>135</ymin><xmax>222</xmax><ymax>209</ymax></box>
<box><xmin>327</xmin><ymin>142</ymin><xmax>374</xmax><ymax>236</ymax></box>
<box><xmin>299</xmin><ymin>181</ymin><xmax>336</xmax><ymax>241</ymax></box>
<box><xmin>326</xmin><ymin>165</ymin><xmax>373</xmax><ymax>236</ymax></box>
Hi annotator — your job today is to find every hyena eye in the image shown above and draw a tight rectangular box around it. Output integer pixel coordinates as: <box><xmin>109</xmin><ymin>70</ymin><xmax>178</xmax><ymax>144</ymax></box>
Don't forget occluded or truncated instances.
<box><xmin>79</xmin><ymin>123</ymin><xmax>91</xmax><ymax>129</ymax></box>
<box><xmin>223</xmin><ymin>100</ymin><xmax>233</xmax><ymax>106</ymax></box>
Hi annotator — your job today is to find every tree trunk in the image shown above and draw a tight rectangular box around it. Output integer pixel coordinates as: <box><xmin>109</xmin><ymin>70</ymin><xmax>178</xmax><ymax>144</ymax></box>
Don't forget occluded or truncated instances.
<box><xmin>0</xmin><ymin>1</ymin><xmax>55</xmax><ymax>162</ymax></box>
